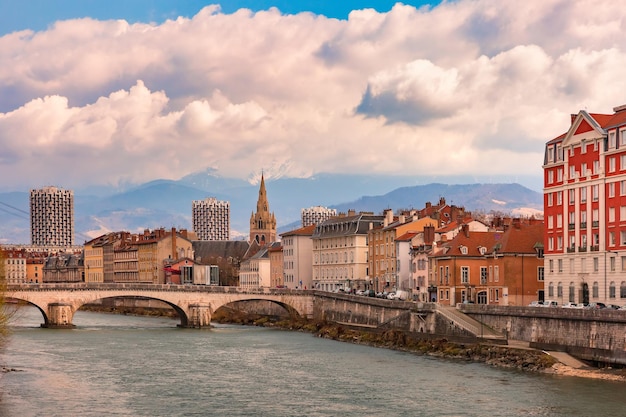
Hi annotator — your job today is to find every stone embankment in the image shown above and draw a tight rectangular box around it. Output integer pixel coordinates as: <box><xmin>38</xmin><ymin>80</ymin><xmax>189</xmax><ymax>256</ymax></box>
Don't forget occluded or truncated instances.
<box><xmin>212</xmin><ymin>308</ymin><xmax>626</xmax><ymax>381</ymax></box>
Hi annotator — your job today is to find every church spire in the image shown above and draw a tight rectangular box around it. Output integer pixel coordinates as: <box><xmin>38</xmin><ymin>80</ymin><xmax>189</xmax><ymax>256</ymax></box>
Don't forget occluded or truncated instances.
<box><xmin>250</xmin><ymin>172</ymin><xmax>276</xmax><ymax>246</ymax></box>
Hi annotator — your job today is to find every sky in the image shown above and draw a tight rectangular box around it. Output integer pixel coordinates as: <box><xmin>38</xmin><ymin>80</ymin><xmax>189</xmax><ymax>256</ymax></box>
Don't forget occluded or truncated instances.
<box><xmin>1</xmin><ymin>0</ymin><xmax>624</xmax><ymax>193</ymax></box>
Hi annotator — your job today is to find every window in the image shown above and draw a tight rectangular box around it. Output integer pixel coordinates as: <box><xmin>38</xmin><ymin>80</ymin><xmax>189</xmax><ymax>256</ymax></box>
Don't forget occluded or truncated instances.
<box><xmin>622</xmin><ymin>155</ymin><xmax>626</xmax><ymax>171</ymax></box>
<box><xmin>609</xmin><ymin>182</ymin><xmax>616</xmax><ymax>198</ymax></box>
<box><xmin>592</xmin><ymin>282</ymin><xmax>599</xmax><ymax>299</ymax></box>
<box><xmin>569</xmin><ymin>189</ymin><xmax>575</xmax><ymax>205</ymax></box>
<box><xmin>611</xmin><ymin>256</ymin><xmax>616</xmax><ymax>272</ymax></box>
<box><xmin>569</xmin><ymin>165</ymin><xmax>576</xmax><ymax>179</ymax></box>
<box><xmin>622</xmin><ymin>180</ymin><xmax>626</xmax><ymax>196</ymax></box>
<box><xmin>494</xmin><ymin>266</ymin><xmax>499</xmax><ymax>282</ymax></box>
<box><xmin>610</xmin><ymin>232</ymin><xmax>616</xmax><ymax>247</ymax></box>
<box><xmin>480</xmin><ymin>267</ymin><xmax>487</xmax><ymax>284</ymax></box>
<box><xmin>593</xmin><ymin>160</ymin><xmax>600</xmax><ymax>175</ymax></box>
<box><xmin>621</xmin><ymin>282</ymin><xmax>626</xmax><ymax>299</ymax></box>
<box><xmin>610</xmin><ymin>157</ymin><xmax>616</xmax><ymax>173</ymax></box>
<box><xmin>592</xmin><ymin>184</ymin><xmax>599</xmax><ymax>201</ymax></box>
<box><xmin>558</xmin><ymin>258</ymin><xmax>563</xmax><ymax>272</ymax></box>
<box><xmin>538</xmin><ymin>266</ymin><xmax>544</xmax><ymax>281</ymax></box>
<box><xmin>557</xmin><ymin>168</ymin><xmax>563</xmax><ymax>181</ymax></box>
<box><xmin>609</xmin><ymin>207</ymin><xmax>616</xmax><ymax>222</ymax></box>
<box><xmin>557</xmin><ymin>236</ymin><xmax>563</xmax><ymax>249</ymax></box>
<box><xmin>569</xmin><ymin>211</ymin><xmax>575</xmax><ymax>225</ymax></box>
<box><xmin>593</xmin><ymin>257</ymin><xmax>599</xmax><ymax>272</ymax></box>
<box><xmin>548</xmin><ymin>282</ymin><xmax>554</xmax><ymax>297</ymax></box>
<box><xmin>548</xmin><ymin>170</ymin><xmax>554</xmax><ymax>184</ymax></box>
<box><xmin>557</xmin><ymin>214</ymin><xmax>563</xmax><ymax>228</ymax></box>
<box><xmin>557</xmin><ymin>191</ymin><xmax>563</xmax><ymax>205</ymax></box>
<box><xmin>548</xmin><ymin>215</ymin><xmax>554</xmax><ymax>229</ymax></box>
<box><xmin>548</xmin><ymin>237</ymin><xmax>554</xmax><ymax>251</ymax></box>
<box><xmin>461</xmin><ymin>267</ymin><xmax>469</xmax><ymax>284</ymax></box>
<box><xmin>610</xmin><ymin>131</ymin><xmax>617</xmax><ymax>149</ymax></box>
<box><xmin>460</xmin><ymin>246</ymin><xmax>468</xmax><ymax>255</ymax></box>
<box><xmin>557</xmin><ymin>282</ymin><xmax>563</xmax><ymax>297</ymax></box>
<box><xmin>610</xmin><ymin>282</ymin><xmax>616</xmax><ymax>299</ymax></box>
<box><xmin>581</xmin><ymin>143</ymin><xmax>587</xmax><ymax>154</ymax></box>
<box><xmin>581</xmin><ymin>163</ymin><xmax>587</xmax><ymax>176</ymax></box>
<box><xmin>547</xmin><ymin>146</ymin><xmax>555</xmax><ymax>162</ymax></box>
<box><xmin>621</xmin><ymin>129</ymin><xmax>626</xmax><ymax>146</ymax></box>
<box><xmin>548</xmin><ymin>259</ymin><xmax>554</xmax><ymax>273</ymax></box>
<box><xmin>547</xmin><ymin>193</ymin><xmax>553</xmax><ymax>206</ymax></box>
<box><xmin>622</xmin><ymin>256</ymin><xmax>626</xmax><ymax>272</ymax></box>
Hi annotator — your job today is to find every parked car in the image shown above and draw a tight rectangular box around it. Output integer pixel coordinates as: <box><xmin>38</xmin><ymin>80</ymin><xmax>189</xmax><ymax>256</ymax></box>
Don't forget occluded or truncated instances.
<box><xmin>542</xmin><ymin>300</ymin><xmax>559</xmax><ymax>308</ymax></box>
<box><xmin>562</xmin><ymin>303</ymin><xmax>581</xmax><ymax>309</ymax></box>
<box><xmin>364</xmin><ymin>289</ymin><xmax>375</xmax><ymax>297</ymax></box>
<box><xmin>528</xmin><ymin>301</ymin><xmax>543</xmax><ymax>307</ymax></box>
<box><xmin>585</xmin><ymin>302</ymin><xmax>607</xmax><ymax>309</ymax></box>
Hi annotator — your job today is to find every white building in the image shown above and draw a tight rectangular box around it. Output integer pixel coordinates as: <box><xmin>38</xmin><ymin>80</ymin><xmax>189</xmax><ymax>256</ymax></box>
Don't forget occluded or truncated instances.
<box><xmin>192</xmin><ymin>197</ymin><xmax>230</xmax><ymax>241</ymax></box>
<box><xmin>238</xmin><ymin>247</ymin><xmax>271</xmax><ymax>289</ymax></box>
<box><xmin>30</xmin><ymin>186</ymin><xmax>74</xmax><ymax>247</ymax></box>
<box><xmin>301</xmin><ymin>206</ymin><xmax>337</xmax><ymax>227</ymax></box>
<box><xmin>280</xmin><ymin>225</ymin><xmax>315</xmax><ymax>289</ymax></box>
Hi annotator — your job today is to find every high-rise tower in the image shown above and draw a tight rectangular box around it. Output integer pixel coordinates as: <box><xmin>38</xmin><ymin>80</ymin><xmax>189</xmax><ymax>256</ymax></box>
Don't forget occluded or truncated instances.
<box><xmin>249</xmin><ymin>174</ymin><xmax>276</xmax><ymax>246</ymax></box>
<box><xmin>30</xmin><ymin>186</ymin><xmax>74</xmax><ymax>247</ymax></box>
<box><xmin>192</xmin><ymin>197</ymin><xmax>230</xmax><ymax>240</ymax></box>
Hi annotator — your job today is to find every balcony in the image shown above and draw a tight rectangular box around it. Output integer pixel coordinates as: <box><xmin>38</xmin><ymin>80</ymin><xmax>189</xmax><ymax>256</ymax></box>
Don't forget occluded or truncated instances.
<box><xmin>590</xmin><ymin>245</ymin><xmax>600</xmax><ymax>252</ymax></box>
<box><xmin>567</xmin><ymin>247</ymin><xmax>575</xmax><ymax>253</ymax></box>
<box><xmin>578</xmin><ymin>246</ymin><xmax>587</xmax><ymax>252</ymax></box>
<box><xmin>580</xmin><ymin>222</ymin><xmax>587</xmax><ymax>229</ymax></box>
<box><xmin>592</xmin><ymin>221</ymin><xmax>599</xmax><ymax>228</ymax></box>
<box><xmin>568</xmin><ymin>223</ymin><xmax>576</xmax><ymax>230</ymax></box>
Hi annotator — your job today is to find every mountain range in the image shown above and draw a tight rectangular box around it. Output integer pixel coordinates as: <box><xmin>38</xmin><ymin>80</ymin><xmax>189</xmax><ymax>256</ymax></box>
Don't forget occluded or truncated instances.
<box><xmin>0</xmin><ymin>171</ymin><xmax>543</xmax><ymax>245</ymax></box>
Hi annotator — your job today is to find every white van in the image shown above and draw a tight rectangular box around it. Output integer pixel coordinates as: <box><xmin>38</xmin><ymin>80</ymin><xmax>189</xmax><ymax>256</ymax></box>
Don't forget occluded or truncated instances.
<box><xmin>542</xmin><ymin>300</ymin><xmax>558</xmax><ymax>308</ymax></box>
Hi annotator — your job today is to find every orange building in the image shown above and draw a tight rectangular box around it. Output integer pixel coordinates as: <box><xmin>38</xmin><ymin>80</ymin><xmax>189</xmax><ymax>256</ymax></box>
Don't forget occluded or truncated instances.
<box><xmin>431</xmin><ymin>220</ymin><xmax>544</xmax><ymax>306</ymax></box>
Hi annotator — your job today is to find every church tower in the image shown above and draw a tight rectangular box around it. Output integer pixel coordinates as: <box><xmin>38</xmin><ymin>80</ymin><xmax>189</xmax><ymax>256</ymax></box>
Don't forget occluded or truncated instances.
<box><xmin>249</xmin><ymin>174</ymin><xmax>277</xmax><ymax>246</ymax></box>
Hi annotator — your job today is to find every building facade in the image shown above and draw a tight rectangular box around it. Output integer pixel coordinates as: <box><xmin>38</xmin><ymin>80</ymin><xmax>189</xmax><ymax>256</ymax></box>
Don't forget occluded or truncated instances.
<box><xmin>431</xmin><ymin>221</ymin><xmax>544</xmax><ymax>306</ymax></box>
<box><xmin>280</xmin><ymin>225</ymin><xmax>315</xmax><ymax>290</ymax></box>
<box><xmin>312</xmin><ymin>211</ymin><xmax>384</xmax><ymax>292</ymax></box>
<box><xmin>301</xmin><ymin>206</ymin><xmax>337</xmax><ymax>227</ymax></box>
<box><xmin>249</xmin><ymin>174</ymin><xmax>277</xmax><ymax>246</ymax></box>
<box><xmin>543</xmin><ymin>105</ymin><xmax>626</xmax><ymax>306</ymax></box>
<box><xmin>192</xmin><ymin>197</ymin><xmax>230</xmax><ymax>241</ymax></box>
<box><xmin>30</xmin><ymin>186</ymin><xmax>74</xmax><ymax>247</ymax></box>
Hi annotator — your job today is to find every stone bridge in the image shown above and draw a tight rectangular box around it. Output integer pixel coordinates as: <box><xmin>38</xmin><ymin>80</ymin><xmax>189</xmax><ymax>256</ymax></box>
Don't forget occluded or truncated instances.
<box><xmin>6</xmin><ymin>283</ymin><xmax>315</xmax><ymax>328</ymax></box>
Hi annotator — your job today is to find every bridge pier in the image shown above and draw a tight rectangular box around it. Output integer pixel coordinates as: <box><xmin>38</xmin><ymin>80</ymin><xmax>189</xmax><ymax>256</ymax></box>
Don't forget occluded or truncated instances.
<box><xmin>184</xmin><ymin>304</ymin><xmax>212</xmax><ymax>328</ymax></box>
<box><xmin>42</xmin><ymin>303</ymin><xmax>76</xmax><ymax>329</ymax></box>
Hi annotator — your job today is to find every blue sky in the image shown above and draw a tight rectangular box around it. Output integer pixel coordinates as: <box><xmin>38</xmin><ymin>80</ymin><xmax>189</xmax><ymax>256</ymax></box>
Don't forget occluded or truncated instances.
<box><xmin>0</xmin><ymin>0</ymin><xmax>437</xmax><ymax>35</ymax></box>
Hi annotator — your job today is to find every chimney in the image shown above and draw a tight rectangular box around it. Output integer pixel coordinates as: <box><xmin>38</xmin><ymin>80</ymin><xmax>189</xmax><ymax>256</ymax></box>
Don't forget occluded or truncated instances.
<box><xmin>399</xmin><ymin>215</ymin><xmax>406</xmax><ymax>224</ymax></box>
<box><xmin>384</xmin><ymin>209</ymin><xmax>393</xmax><ymax>227</ymax></box>
<box><xmin>424</xmin><ymin>225</ymin><xmax>435</xmax><ymax>245</ymax></box>
<box><xmin>348</xmin><ymin>209</ymin><xmax>356</xmax><ymax>216</ymax></box>
<box><xmin>462</xmin><ymin>223</ymin><xmax>470</xmax><ymax>238</ymax></box>
<box><xmin>513</xmin><ymin>218</ymin><xmax>521</xmax><ymax>229</ymax></box>
<box><xmin>171</xmin><ymin>227</ymin><xmax>177</xmax><ymax>259</ymax></box>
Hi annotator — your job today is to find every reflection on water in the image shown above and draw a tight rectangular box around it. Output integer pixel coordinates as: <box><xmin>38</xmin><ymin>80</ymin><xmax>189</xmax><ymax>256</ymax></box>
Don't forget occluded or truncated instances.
<box><xmin>1</xmin><ymin>306</ymin><xmax>625</xmax><ymax>417</ymax></box>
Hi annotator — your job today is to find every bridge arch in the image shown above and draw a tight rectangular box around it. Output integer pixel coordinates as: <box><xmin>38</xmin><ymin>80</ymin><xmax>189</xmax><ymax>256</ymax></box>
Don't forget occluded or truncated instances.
<box><xmin>7</xmin><ymin>284</ymin><xmax>314</xmax><ymax>329</ymax></box>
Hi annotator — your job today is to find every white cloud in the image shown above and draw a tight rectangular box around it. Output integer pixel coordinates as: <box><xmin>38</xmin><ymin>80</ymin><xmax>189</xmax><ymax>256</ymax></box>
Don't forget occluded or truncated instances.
<box><xmin>2</xmin><ymin>0</ymin><xmax>626</xmax><ymax>190</ymax></box>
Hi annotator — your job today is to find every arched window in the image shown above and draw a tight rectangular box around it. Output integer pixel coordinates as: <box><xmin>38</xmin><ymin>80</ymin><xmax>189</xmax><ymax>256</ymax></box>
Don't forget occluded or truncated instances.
<box><xmin>621</xmin><ymin>282</ymin><xmax>626</xmax><ymax>299</ymax></box>
<box><xmin>592</xmin><ymin>281</ymin><xmax>599</xmax><ymax>298</ymax></box>
<box><xmin>610</xmin><ymin>281</ymin><xmax>616</xmax><ymax>299</ymax></box>
<box><xmin>548</xmin><ymin>282</ymin><xmax>554</xmax><ymax>297</ymax></box>
<box><xmin>569</xmin><ymin>282</ymin><xmax>576</xmax><ymax>303</ymax></box>
<box><xmin>557</xmin><ymin>282</ymin><xmax>563</xmax><ymax>297</ymax></box>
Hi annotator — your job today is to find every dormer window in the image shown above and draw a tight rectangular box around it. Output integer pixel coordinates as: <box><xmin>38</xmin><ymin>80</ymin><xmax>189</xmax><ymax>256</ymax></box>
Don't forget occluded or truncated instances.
<box><xmin>460</xmin><ymin>246</ymin><xmax>468</xmax><ymax>255</ymax></box>
<box><xmin>478</xmin><ymin>246</ymin><xmax>486</xmax><ymax>255</ymax></box>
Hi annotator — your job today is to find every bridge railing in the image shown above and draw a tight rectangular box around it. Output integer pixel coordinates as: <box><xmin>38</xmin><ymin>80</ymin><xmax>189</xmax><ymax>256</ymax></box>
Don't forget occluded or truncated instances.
<box><xmin>6</xmin><ymin>283</ymin><xmax>313</xmax><ymax>296</ymax></box>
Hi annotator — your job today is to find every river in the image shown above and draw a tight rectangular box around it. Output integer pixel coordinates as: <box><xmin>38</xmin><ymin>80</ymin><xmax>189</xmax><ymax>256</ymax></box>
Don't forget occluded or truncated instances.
<box><xmin>1</xmin><ymin>306</ymin><xmax>625</xmax><ymax>417</ymax></box>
